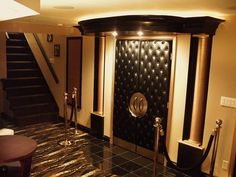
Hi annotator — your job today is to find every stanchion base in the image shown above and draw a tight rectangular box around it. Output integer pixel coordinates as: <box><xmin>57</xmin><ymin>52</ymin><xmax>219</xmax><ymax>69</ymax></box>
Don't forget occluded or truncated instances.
<box><xmin>58</xmin><ymin>139</ymin><xmax>74</xmax><ymax>146</ymax></box>
<box><xmin>74</xmin><ymin>130</ymin><xmax>80</xmax><ymax>135</ymax></box>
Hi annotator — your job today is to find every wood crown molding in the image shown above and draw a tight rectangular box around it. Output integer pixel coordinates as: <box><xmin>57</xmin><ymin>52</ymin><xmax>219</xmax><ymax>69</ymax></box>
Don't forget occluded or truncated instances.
<box><xmin>76</xmin><ymin>15</ymin><xmax>224</xmax><ymax>36</ymax></box>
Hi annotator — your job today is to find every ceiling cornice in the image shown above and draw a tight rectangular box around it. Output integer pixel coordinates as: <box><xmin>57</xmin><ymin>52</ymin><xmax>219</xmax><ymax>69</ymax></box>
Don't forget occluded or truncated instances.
<box><xmin>77</xmin><ymin>15</ymin><xmax>225</xmax><ymax>36</ymax></box>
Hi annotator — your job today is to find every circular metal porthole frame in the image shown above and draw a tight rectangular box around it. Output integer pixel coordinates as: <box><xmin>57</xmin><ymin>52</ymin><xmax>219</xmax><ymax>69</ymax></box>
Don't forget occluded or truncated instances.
<box><xmin>129</xmin><ymin>92</ymin><xmax>148</xmax><ymax>118</ymax></box>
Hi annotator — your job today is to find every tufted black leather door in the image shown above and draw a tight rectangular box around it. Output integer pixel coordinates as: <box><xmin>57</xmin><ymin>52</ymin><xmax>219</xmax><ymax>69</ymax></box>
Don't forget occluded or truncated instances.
<box><xmin>113</xmin><ymin>39</ymin><xmax>172</xmax><ymax>150</ymax></box>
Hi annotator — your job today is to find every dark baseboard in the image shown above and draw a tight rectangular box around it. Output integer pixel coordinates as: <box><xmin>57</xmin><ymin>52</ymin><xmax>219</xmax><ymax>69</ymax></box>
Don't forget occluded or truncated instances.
<box><xmin>58</xmin><ymin>116</ymin><xmax>110</xmax><ymax>142</ymax></box>
<box><xmin>77</xmin><ymin>123</ymin><xmax>90</xmax><ymax>133</ymax></box>
<box><xmin>103</xmin><ymin>135</ymin><xmax>110</xmax><ymax>142</ymax></box>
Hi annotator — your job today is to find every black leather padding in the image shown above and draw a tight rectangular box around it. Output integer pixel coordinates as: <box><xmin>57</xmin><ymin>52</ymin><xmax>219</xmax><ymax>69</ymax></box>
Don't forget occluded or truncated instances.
<box><xmin>137</xmin><ymin>40</ymin><xmax>172</xmax><ymax>149</ymax></box>
<box><xmin>113</xmin><ymin>40</ymin><xmax>140</xmax><ymax>143</ymax></box>
<box><xmin>113</xmin><ymin>39</ymin><xmax>172</xmax><ymax>150</ymax></box>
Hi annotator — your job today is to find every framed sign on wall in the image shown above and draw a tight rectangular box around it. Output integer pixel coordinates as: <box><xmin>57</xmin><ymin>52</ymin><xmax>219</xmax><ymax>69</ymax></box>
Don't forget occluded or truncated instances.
<box><xmin>54</xmin><ymin>44</ymin><xmax>60</xmax><ymax>57</ymax></box>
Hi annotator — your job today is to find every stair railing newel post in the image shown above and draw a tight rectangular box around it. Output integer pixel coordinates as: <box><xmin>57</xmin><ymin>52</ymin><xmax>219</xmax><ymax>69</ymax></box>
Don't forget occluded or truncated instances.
<box><xmin>209</xmin><ymin>119</ymin><xmax>222</xmax><ymax>177</ymax></box>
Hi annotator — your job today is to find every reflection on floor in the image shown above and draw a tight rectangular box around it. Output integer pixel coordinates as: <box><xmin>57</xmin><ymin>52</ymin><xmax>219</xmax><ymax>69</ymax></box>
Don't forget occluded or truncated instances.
<box><xmin>5</xmin><ymin>121</ymin><xmax>190</xmax><ymax>177</ymax></box>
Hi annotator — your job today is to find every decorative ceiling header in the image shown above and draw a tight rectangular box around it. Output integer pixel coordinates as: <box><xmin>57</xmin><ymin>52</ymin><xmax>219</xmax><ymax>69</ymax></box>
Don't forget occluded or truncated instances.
<box><xmin>77</xmin><ymin>15</ymin><xmax>224</xmax><ymax>36</ymax></box>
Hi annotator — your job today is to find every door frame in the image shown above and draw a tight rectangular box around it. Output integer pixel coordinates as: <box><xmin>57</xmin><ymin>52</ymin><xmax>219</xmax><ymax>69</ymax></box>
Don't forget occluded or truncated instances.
<box><xmin>66</xmin><ymin>37</ymin><xmax>83</xmax><ymax>108</ymax></box>
<box><xmin>112</xmin><ymin>35</ymin><xmax>177</xmax><ymax>158</ymax></box>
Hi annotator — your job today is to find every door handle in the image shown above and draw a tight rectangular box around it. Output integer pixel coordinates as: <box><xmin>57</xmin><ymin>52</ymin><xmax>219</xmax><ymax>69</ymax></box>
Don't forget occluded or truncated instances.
<box><xmin>133</xmin><ymin>96</ymin><xmax>138</xmax><ymax>111</ymax></box>
<box><xmin>139</xmin><ymin>98</ymin><xmax>143</xmax><ymax>112</ymax></box>
<box><xmin>129</xmin><ymin>92</ymin><xmax>148</xmax><ymax>118</ymax></box>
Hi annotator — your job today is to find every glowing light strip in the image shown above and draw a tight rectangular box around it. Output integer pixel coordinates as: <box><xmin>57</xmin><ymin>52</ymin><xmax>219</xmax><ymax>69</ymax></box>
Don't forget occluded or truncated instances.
<box><xmin>0</xmin><ymin>0</ymin><xmax>39</xmax><ymax>21</ymax></box>
<box><xmin>78</xmin><ymin>10</ymin><xmax>225</xmax><ymax>22</ymax></box>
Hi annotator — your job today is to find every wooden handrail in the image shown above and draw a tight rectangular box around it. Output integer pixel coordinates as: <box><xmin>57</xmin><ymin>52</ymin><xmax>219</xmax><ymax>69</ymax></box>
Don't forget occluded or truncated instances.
<box><xmin>32</xmin><ymin>33</ymin><xmax>59</xmax><ymax>84</ymax></box>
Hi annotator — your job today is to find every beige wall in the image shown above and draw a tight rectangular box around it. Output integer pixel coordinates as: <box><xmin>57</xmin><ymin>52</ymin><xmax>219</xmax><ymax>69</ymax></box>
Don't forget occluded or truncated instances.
<box><xmin>167</xmin><ymin>34</ymin><xmax>191</xmax><ymax>161</ymax></box>
<box><xmin>104</xmin><ymin>36</ymin><xmax>116</xmax><ymax>138</ymax></box>
<box><xmin>76</xmin><ymin>36</ymin><xmax>95</xmax><ymax>127</ymax></box>
<box><xmin>202</xmin><ymin>15</ymin><xmax>236</xmax><ymax>177</ymax></box>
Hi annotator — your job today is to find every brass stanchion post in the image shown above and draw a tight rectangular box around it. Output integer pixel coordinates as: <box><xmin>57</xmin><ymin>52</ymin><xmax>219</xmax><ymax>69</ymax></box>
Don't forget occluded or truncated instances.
<box><xmin>58</xmin><ymin>92</ymin><xmax>73</xmax><ymax>146</ymax></box>
<box><xmin>73</xmin><ymin>87</ymin><xmax>79</xmax><ymax>134</ymax></box>
<box><xmin>153</xmin><ymin>117</ymin><xmax>163</xmax><ymax>177</ymax></box>
<box><xmin>209</xmin><ymin>119</ymin><xmax>222</xmax><ymax>176</ymax></box>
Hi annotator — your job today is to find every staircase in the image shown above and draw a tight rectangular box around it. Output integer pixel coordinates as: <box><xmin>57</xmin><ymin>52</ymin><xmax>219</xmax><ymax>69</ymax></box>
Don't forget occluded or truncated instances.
<box><xmin>2</xmin><ymin>32</ymin><xmax>59</xmax><ymax>126</ymax></box>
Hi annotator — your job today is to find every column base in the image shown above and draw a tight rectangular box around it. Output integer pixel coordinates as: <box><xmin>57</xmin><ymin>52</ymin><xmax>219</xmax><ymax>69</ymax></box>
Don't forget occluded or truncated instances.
<box><xmin>90</xmin><ymin>112</ymin><xmax>104</xmax><ymax>139</ymax></box>
<box><xmin>177</xmin><ymin>140</ymin><xmax>204</xmax><ymax>177</ymax></box>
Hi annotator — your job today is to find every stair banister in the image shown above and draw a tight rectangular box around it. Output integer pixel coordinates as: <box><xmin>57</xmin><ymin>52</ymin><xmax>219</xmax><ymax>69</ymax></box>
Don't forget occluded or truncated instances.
<box><xmin>32</xmin><ymin>33</ymin><xmax>59</xmax><ymax>84</ymax></box>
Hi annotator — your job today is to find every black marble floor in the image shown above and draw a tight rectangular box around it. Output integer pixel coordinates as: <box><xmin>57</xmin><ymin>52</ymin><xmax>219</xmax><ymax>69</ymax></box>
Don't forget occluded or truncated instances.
<box><xmin>3</xmin><ymin>121</ymin><xmax>191</xmax><ymax>177</ymax></box>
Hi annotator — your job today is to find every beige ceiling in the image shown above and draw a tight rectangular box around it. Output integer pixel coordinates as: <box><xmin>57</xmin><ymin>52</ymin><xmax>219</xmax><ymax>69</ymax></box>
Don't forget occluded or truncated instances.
<box><xmin>14</xmin><ymin>0</ymin><xmax>236</xmax><ymax>27</ymax></box>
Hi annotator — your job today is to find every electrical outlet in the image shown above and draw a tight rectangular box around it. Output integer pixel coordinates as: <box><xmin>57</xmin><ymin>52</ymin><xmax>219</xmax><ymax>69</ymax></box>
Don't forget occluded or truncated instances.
<box><xmin>222</xmin><ymin>160</ymin><xmax>229</xmax><ymax>170</ymax></box>
<box><xmin>220</xmin><ymin>96</ymin><xmax>236</xmax><ymax>108</ymax></box>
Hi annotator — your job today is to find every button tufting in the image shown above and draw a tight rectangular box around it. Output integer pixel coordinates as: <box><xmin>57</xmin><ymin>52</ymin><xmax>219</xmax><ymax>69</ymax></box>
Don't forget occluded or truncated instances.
<box><xmin>114</xmin><ymin>39</ymin><xmax>172</xmax><ymax>150</ymax></box>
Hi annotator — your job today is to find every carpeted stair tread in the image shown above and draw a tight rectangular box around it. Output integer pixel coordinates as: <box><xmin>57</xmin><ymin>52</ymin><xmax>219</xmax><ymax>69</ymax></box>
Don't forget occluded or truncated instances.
<box><xmin>7</xmin><ymin>68</ymin><xmax>41</xmax><ymax>78</ymax></box>
<box><xmin>7</xmin><ymin>53</ymin><xmax>32</xmax><ymax>56</ymax></box>
<box><xmin>15</xmin><ymin>112</ymin><xmax>58</xmax><ymax>126</ymax></box>
<box><xmin>13</xmin><ymin>103</ymin><xmax>58</xmax><ymax>116</ymax></box>
<box><xmin>2</xmin><ymin>77</ymin><xmax>44</xmax><ymax>88</ymax></box>
<box><xmin>7</xmin><ymin>38</ymin><xmax>27</xmax><ymax>43</ymax></box>
<box><xmin>7</xmin><ymin>60</ymin><xmax>35</xmax><ymax>64</ymax></box>
<box><xmin>6</xmin><ymin>85</ymin><xmax>45</xmax><ymax>90</ymax></box>
<box><xmin>6</xmin><ymin>85</ymin><xmax>48</xmax><ymax>97</ymax></box>
<box><xmin>8</xmin><ymin>93</ymin><xmax>50</xmax><ymax>99</ymax></box>
<box><xmin>12</xmin><ymin>102</ymin><xmax>55</xmax><ymax>110</ymax></box>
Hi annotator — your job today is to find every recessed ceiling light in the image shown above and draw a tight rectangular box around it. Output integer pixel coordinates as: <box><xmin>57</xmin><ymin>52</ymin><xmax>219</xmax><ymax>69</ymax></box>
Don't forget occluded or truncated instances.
<box><xmin>137</xmin><ymin>31</ymin><xmax>144</xmax><ymax>36</ymax></box>
<box><xmin>112</xmin><ymin>31</ymin><xmax>118</xmax><ymax>37</ymax></box>
<box><xmin>57</xmin><ymin>23</ymin><xmax>63</xmax><ymax>26</ymax></box>
<box><xmin>53</xmin><ymin>6</ymin><xmax>75</xmax><ymax>10</ymax></box>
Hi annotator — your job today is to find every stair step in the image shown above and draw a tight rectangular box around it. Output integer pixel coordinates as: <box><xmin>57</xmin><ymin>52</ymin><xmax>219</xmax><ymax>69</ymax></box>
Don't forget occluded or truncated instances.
<box><xmin>7</xmin><ymin>69</ymin><xmax>41</xmax><ymax>78</ymax></box>
<box><xmin>9</xmin><ymin>94</ymin><xmax>53</xmax><ymax>107</ymax></box>
<box><xmin>7</xmin><ymin>61</ymin><xmax>37</xmax><ymax>69</ymax></box>
<box><xmin>7</xmin><ymin>53</ymin><xmax>33</xmax><ymax>61</ymax></box>
<box><xmin>12</xmin><ymin>102</ymin><xmax>54</xmax><ymax>109</ymax></box>
<box><xmin>8</xmin><ymin>33</ymin><xmax>25</xmax><ymax>39</ymax></box>
<box><xmin>7</xmin><ymin>46</ymin><xmax>31</xmax><ymax>53</ymax></box>
<box><xmin>15</xmin><ymin>112</ymin><xmax>58</xmax><ymax>126</ymax></box>
<box><xmin>13</xmin><ymin>103</ymin><xmax>58</xmax><ymax>116</ymax></box>
<box><xmin>7</xmin><ymin>39</ymin><xmax>28</xmax><ymax>46</ymax></box>
<box><xmin>2</xmin><ymin>77</ymin><xmax>44</xmax><ymax>88</ymax></box>
<box><xmin>6</xmin><ymin>85</ymin><xmax>48</xmax><ymax>97</ymax></box>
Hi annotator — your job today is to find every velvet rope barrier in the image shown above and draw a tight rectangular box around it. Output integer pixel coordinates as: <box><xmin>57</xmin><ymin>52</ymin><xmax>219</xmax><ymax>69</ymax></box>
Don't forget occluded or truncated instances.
<box><xmin>160</xmin><ymin>133</ymin><xmax>215</xmax><ymax>172</ymax></box>
<box><xmin>152</xmin><ymin>117</ymin><xmax>222</xmax><ymax>176</ymax></box>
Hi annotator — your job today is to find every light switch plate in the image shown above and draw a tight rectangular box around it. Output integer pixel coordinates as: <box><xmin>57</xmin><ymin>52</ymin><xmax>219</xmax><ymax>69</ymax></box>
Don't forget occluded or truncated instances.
<box><xmin>222</xmin><ymin>160</ymin><xmax>229</xmax><ymax>170</ymax></box>
<box><xmin>220</xmin><ymin>96</ymin><xmax>236</xmax><ymax>108</ymax></box>
<box><xmin>49</xmin><ymin>58</ymin><xmax>55</xmax><ymax>64</ymax></box>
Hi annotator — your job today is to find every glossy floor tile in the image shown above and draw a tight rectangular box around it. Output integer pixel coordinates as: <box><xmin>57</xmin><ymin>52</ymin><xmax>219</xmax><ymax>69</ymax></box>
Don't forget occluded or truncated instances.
<box><xmin>2</xmin><ymin>121</ymin><xmax>192</xmax><ymax>177</ymax></box>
